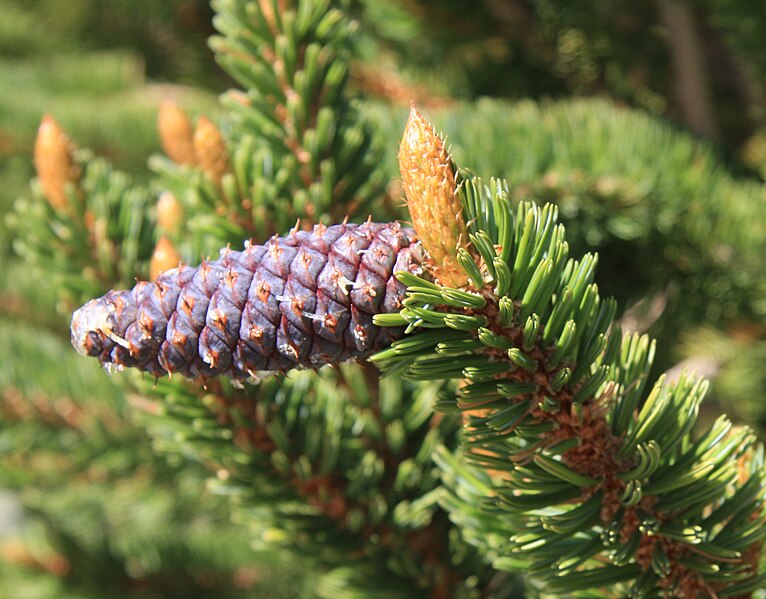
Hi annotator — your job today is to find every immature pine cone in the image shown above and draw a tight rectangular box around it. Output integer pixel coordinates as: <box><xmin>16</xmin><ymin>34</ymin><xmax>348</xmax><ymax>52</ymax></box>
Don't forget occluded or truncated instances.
<box><xmin>71</xmin><ymin>222</ymin><xmax>422</xmax><ymax>378</ymax></box>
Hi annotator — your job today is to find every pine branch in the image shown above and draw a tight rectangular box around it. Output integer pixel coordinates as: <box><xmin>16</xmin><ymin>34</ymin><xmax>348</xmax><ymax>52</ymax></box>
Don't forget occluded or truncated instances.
<box><xmin>67</xmin><ymin>108</ymin><xmax>766</xmax><ymax>595</ymax></box>
<box><xmin>371</xmin><ymin>132</ymin><xmax>766</xmax><ymax>594</ymax></box>
<box><xmin>130</xmin><ymin>368</ymin><xmax>509</xmax><ymax>598</ymax></box>
<box><xmin>434</xmin><ymin>99</ymin><xmax>766</xmax><ymax>318</ymax></box>
<box><xmin>9</xmin><ymin>9</ymin><xmax>506</xmax><ymax>595</ymax></box>
<box><xmin>11</xmin><ymin>1</ymin><xmax>765</xmax><ymax>596</ymax></box>
<box><xmin>148</xmin><ymin>0</ymin><xmax>389</xmax><ymax>263</ymax></box>
<box><xmin>8</xmin><ymin>118</ymin><xmax>155</xmax><ymax>308</ymax></box>
<box><xmin>364</xmin><ymin>98</ymin><xmax>766</xmax><ymax>326</ymax></box>
<box><xmin>0</xmin><ymin>325</ymin><xmax>284</xmax><ymax>599</ymax></box>
<box><xmin>9</xmin><ymin>472</ymin><xmax>282</xmax><ymax>599</ymax></box>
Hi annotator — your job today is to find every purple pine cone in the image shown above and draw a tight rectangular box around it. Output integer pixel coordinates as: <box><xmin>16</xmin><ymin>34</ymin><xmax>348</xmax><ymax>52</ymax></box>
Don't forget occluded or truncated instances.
<box><xmin>71</xmin><ymin>222</ymin><xmax>423</xmax><ymax>379</ymax></box>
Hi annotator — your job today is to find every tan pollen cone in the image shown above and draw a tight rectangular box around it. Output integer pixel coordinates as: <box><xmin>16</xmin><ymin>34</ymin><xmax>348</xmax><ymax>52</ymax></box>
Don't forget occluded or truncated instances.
<box><xmin>194</xmin><ymin>116</ymin><xmax>231</xmax><ymax>184</ymax></box>
<box><xmin>398</xmin><ymin>107</ymin><xmax>468</xmax><ymax>287</ymax></box>
<box><xmin>150</xmin><ymin>236</ymin><xmax>182</xmax><ymax>280</ymax></box>
<box><xmin>156</xmin><ymin>191</ymin><xmax>184</xmax><ymax>236</ymax></box>
<box><xmin>34</xmin><ymin>115</ymin><xmax>80</xmax><ymax>211</ymax></box>
<box><xmin>158</xmin><ymin>100</ymin><xmax>197</xmax><ymax>166</ymax></box>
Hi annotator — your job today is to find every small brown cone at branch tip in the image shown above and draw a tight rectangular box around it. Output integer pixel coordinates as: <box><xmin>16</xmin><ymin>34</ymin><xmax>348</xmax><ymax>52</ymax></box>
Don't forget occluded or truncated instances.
<box><xmin>399</xmin><ymin>107</ymin><xmax>468</xmax><ymax>287</ymax></box>
<box><xmin>34</xmin><ymin>115</ymin><xmax>80</xmax><ymax>211</ymax></box>
<box><xmin>150</xmin><ymin>236</ymin><xmax>182</xmax><ymax>280</ymax></box>
<box><xmin>156</xmin><ymin>191</ymin><xmax>184</xmax><ymax>236</ymax></box>
<box><xmin>158</xmin><ymin>100</ymin><xmax>196</xmax><ymax>166</ymax></box>
<box><xmin>194</xmin><ymin>116</ymin><xmax>231</xmax><ymax>184</ymax></box>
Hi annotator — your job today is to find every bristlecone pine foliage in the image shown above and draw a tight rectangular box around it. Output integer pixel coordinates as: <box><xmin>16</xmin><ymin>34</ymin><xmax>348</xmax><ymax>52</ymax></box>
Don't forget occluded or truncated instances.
<box><xmin>12</xmin><ymin>116</ymin><xmax>155</xmax><ymax>308</ymax></box>
<box><xmin>26</xmin><ymin>3</ymin><xmax>505</xmax><ymax>597</ymax></box>
<box><xmin>10</xmin><ymin>1</ymin><xmax>766</xmax><ymax>598</ymax></box>
<box><xmin>12</xmin><ymin>1</ymin><xmax>766</xmax><ymax>597</ymax></box>
<box><xmin>70</xmin><ymin>101</ymin><xmax>766</xmax><ymax>596</ymax></box>
<box><xmin>149</xmin><ymin>0</ymin><xmax>387</xmax><ymax>265</ymax></box>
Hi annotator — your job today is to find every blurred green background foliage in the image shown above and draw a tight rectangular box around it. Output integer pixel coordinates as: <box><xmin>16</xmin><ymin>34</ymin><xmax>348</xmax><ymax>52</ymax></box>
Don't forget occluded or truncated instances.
<box><xmin>1</xmin><ymin>0</ymin><xmax>764</xmax><ymax>597</ymax></box>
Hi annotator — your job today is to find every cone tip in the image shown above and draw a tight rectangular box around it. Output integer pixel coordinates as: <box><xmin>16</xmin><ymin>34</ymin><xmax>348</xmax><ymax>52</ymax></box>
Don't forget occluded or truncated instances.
<box><xmin>71</xmin><ymin>299</ymin><xmax>112</xmax><ymax>357</ymax></box>
<box><xmin>37</xmin><ymin>114</ymin><xmax>64</xmax><ymax>138</ymax></box>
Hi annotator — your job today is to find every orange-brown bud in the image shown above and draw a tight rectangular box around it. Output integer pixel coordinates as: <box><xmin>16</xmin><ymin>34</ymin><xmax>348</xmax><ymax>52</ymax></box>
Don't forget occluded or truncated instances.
<box><xmin>158</xmin><ymin>100</ymin><xmax>196</xmax><ymax>166</ymax></box>
<box><xmin>399</xmin><ymin>107</ymin><xmax>468</xmax><ymax>287</ymax></box>
<box><xmin>194</xmin><ymin>116</ymin><xmax>230</xmax><ymax>184</ymax></box>
<box><xmin>156</xmin><ymin>191</ymin><xmax>184</xmax><ymax>236</ymax></box>
<box><xmin>34</xmin><ymin>115</ymin><xmax>80</xmax><ymax>211</ymax></box>
<box><xmin>150</xmin><ymin>236</ymin><xmax>182</xmax><ymax>280</ymax></box>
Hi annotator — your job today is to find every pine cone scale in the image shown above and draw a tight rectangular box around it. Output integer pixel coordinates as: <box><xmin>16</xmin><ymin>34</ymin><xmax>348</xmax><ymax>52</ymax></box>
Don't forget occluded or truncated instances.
<box><xmin>71</xmin><ymin>223</ymin><xmax>422</xmax><ymax>378</ymax></box>
<box><xmin>313</xmin><ymin>292</ymin><xmax>350</xmax><ymax>344</ymax></box>
<box><xmin>291</xmin><ymin>246</ymin><xmax>328</xmax><ymax>291</ymax></box>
